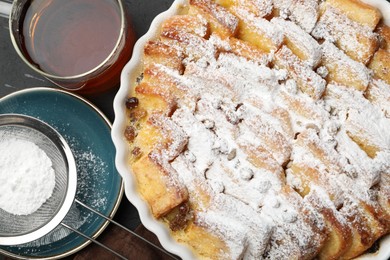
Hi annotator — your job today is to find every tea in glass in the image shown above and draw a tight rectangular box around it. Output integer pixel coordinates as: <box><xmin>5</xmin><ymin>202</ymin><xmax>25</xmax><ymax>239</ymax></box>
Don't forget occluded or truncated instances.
<box><xmin>10</xmin><ymin>0</ymin><xmax>135</xmax><ymax>95</ymax></box>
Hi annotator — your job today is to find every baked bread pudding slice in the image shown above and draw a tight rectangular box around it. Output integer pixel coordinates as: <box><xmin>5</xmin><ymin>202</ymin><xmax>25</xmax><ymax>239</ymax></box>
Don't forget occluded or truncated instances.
<box><xmin>122</xmin><ymin>0</ymin><xmax>390</xmax><ymax>259</ymax></box>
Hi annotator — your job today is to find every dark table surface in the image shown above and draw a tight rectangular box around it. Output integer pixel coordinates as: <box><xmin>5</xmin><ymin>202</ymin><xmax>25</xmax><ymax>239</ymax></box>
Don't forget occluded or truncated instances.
<box><xmin>0</xmin><ymin>0</ymin><xmax>176</xmax><ymax>259</ymax></box>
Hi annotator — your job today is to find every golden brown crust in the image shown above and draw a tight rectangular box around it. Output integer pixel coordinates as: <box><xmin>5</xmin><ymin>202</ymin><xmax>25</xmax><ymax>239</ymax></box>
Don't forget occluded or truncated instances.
<box><xmin>368</xmin><ymin>48</ymin><xmax>390</xmax><ymax>85</ymax></box>
<box><xmin>377</xmin><ymin>23</ymin><xmax>390</xmax><ymax>50</ymax></box>
<box><xmin>132</xmin><ymin>152</ymin><xmax>188</xmax><ymax>218</ymax></box>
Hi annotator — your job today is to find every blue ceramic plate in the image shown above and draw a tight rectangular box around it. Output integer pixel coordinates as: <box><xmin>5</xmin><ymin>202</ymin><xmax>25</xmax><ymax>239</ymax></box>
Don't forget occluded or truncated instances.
<box><xmin>0</xmin><ymin>87</ymin><xmax>123</xmax><ymax>259</ymax></box>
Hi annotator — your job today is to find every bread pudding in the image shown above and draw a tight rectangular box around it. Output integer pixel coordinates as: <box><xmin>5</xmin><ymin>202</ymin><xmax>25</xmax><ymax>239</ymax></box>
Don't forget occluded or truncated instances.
<box><xmin>120</xmin><ymin>0</ymin><xmax>390</xmax><ymax>259</ymax></box>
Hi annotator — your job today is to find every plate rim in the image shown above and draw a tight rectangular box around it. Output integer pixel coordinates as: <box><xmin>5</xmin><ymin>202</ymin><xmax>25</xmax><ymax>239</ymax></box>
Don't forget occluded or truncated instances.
<box><xmin>0</xmin><ymin>87</ymin><xmax>124</xmax><ymax>260</ymax></box>
<box><xmin>112</xmin><ymin>1</ymin><xmax>390</xmax><ymax>260</ymax></box>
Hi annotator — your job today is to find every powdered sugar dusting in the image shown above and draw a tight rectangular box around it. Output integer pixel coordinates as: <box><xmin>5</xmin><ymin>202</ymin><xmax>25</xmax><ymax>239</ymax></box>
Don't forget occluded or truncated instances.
<box><xmin>232</xmin><ymin>6</ymin><xmax>284</xmax><ymax>48</ymax></box>
<box><xmin>271</xmin><ymin>17</ymin><xmax>321</xmax><ymax>68</ymax></box>
<box><xmin>65</xmin><ymin>135</ymin><xmax>110</xmax><ymax>210</ymax></box>
<box><xmin>312</xmin><ymin>5</ymin><xmax>378</xmax><ymax>63</ymax></box>
<box><xmin>127</xmin><ymin>0</ymin><xmax>390</xmax><ymax>258</ymax></box>
<box><xmin>321</xmin><ymin>41</ymin><xmax>371</xmax><ymax>90</ymax></box>
<box><xmin>152</xmin><ymin>47</ymin><xmax>330</xmax><ymax>257</ymax></box>
<box><xmin>272</xmin><ymin>0</ymin><xmax>320</xmax><ymax>33</ymax></box>
<box><xmin>366</xmin><ymin>79</ymin><xmax>390</xmax><ymax>118</ymax></box>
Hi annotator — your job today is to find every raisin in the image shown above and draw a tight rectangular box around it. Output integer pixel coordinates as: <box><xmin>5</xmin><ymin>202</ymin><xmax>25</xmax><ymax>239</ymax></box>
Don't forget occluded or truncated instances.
<box><xmin>166</xmin><ymin>202</ymin><xmax>192</xmax><ymax>231</ymax></box>
<box><xmin>124</xmin><ymin>126</ymin><xmax>137</xmax><ymax>142</ymax></box>
<box><xmin>125</xmin><ymin>97</ymin><xmax>139</xmax><ymax>110</ymax></box>
<box><xmin>132</xmin><ymin>147</ymin><xmax>142</xmax><ymax>157</ymax></box>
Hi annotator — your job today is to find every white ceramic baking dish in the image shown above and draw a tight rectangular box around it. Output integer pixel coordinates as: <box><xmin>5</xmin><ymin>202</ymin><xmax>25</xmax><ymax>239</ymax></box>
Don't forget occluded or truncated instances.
<box><xmin>112</xmin><ymin>0</ymin><xmax>390</xmax><ymax>259</ymax></box>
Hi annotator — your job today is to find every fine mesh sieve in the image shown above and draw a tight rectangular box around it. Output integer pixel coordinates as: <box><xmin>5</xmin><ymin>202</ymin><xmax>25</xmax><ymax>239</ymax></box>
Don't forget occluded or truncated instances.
<box><xmin>0</xmin><ymin>113</ymin><xmax>77</xmax><ymax>246</ymax></box>
<box><xmin>0</xmin><ymin>113</ymin><xmax>177</xmax><ymax>259</ymax></box>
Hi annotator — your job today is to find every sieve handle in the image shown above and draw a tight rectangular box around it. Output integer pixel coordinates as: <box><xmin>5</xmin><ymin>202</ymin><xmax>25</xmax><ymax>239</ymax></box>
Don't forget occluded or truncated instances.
<box><xmin>0</xmin><ymin>1</ymin><xmax>11</xmax><ymax>18</ymax></box>
<box><xmin>60</xmin><ymin>222</ymin><xmax>127</xmax><ymax>260</ymax></box>
<box><xmin>75</xmin><ymin>199</ymin><xmax>179</xmax><ymax>260</ymax></box>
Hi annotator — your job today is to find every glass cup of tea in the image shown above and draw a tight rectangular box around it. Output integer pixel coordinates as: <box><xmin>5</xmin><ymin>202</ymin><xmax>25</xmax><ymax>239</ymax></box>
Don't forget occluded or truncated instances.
<box><xmin>1</xmin><ymin>0</ymin><xmax>135</xmax><ymax>95</ymax></box>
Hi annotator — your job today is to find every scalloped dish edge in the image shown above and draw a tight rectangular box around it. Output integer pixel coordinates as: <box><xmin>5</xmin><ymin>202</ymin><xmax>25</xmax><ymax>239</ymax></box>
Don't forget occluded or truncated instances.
<box><xmin>112</xmin><ymin>0</ymin><xmax>390</xmax><ymax>259</ymax></box>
